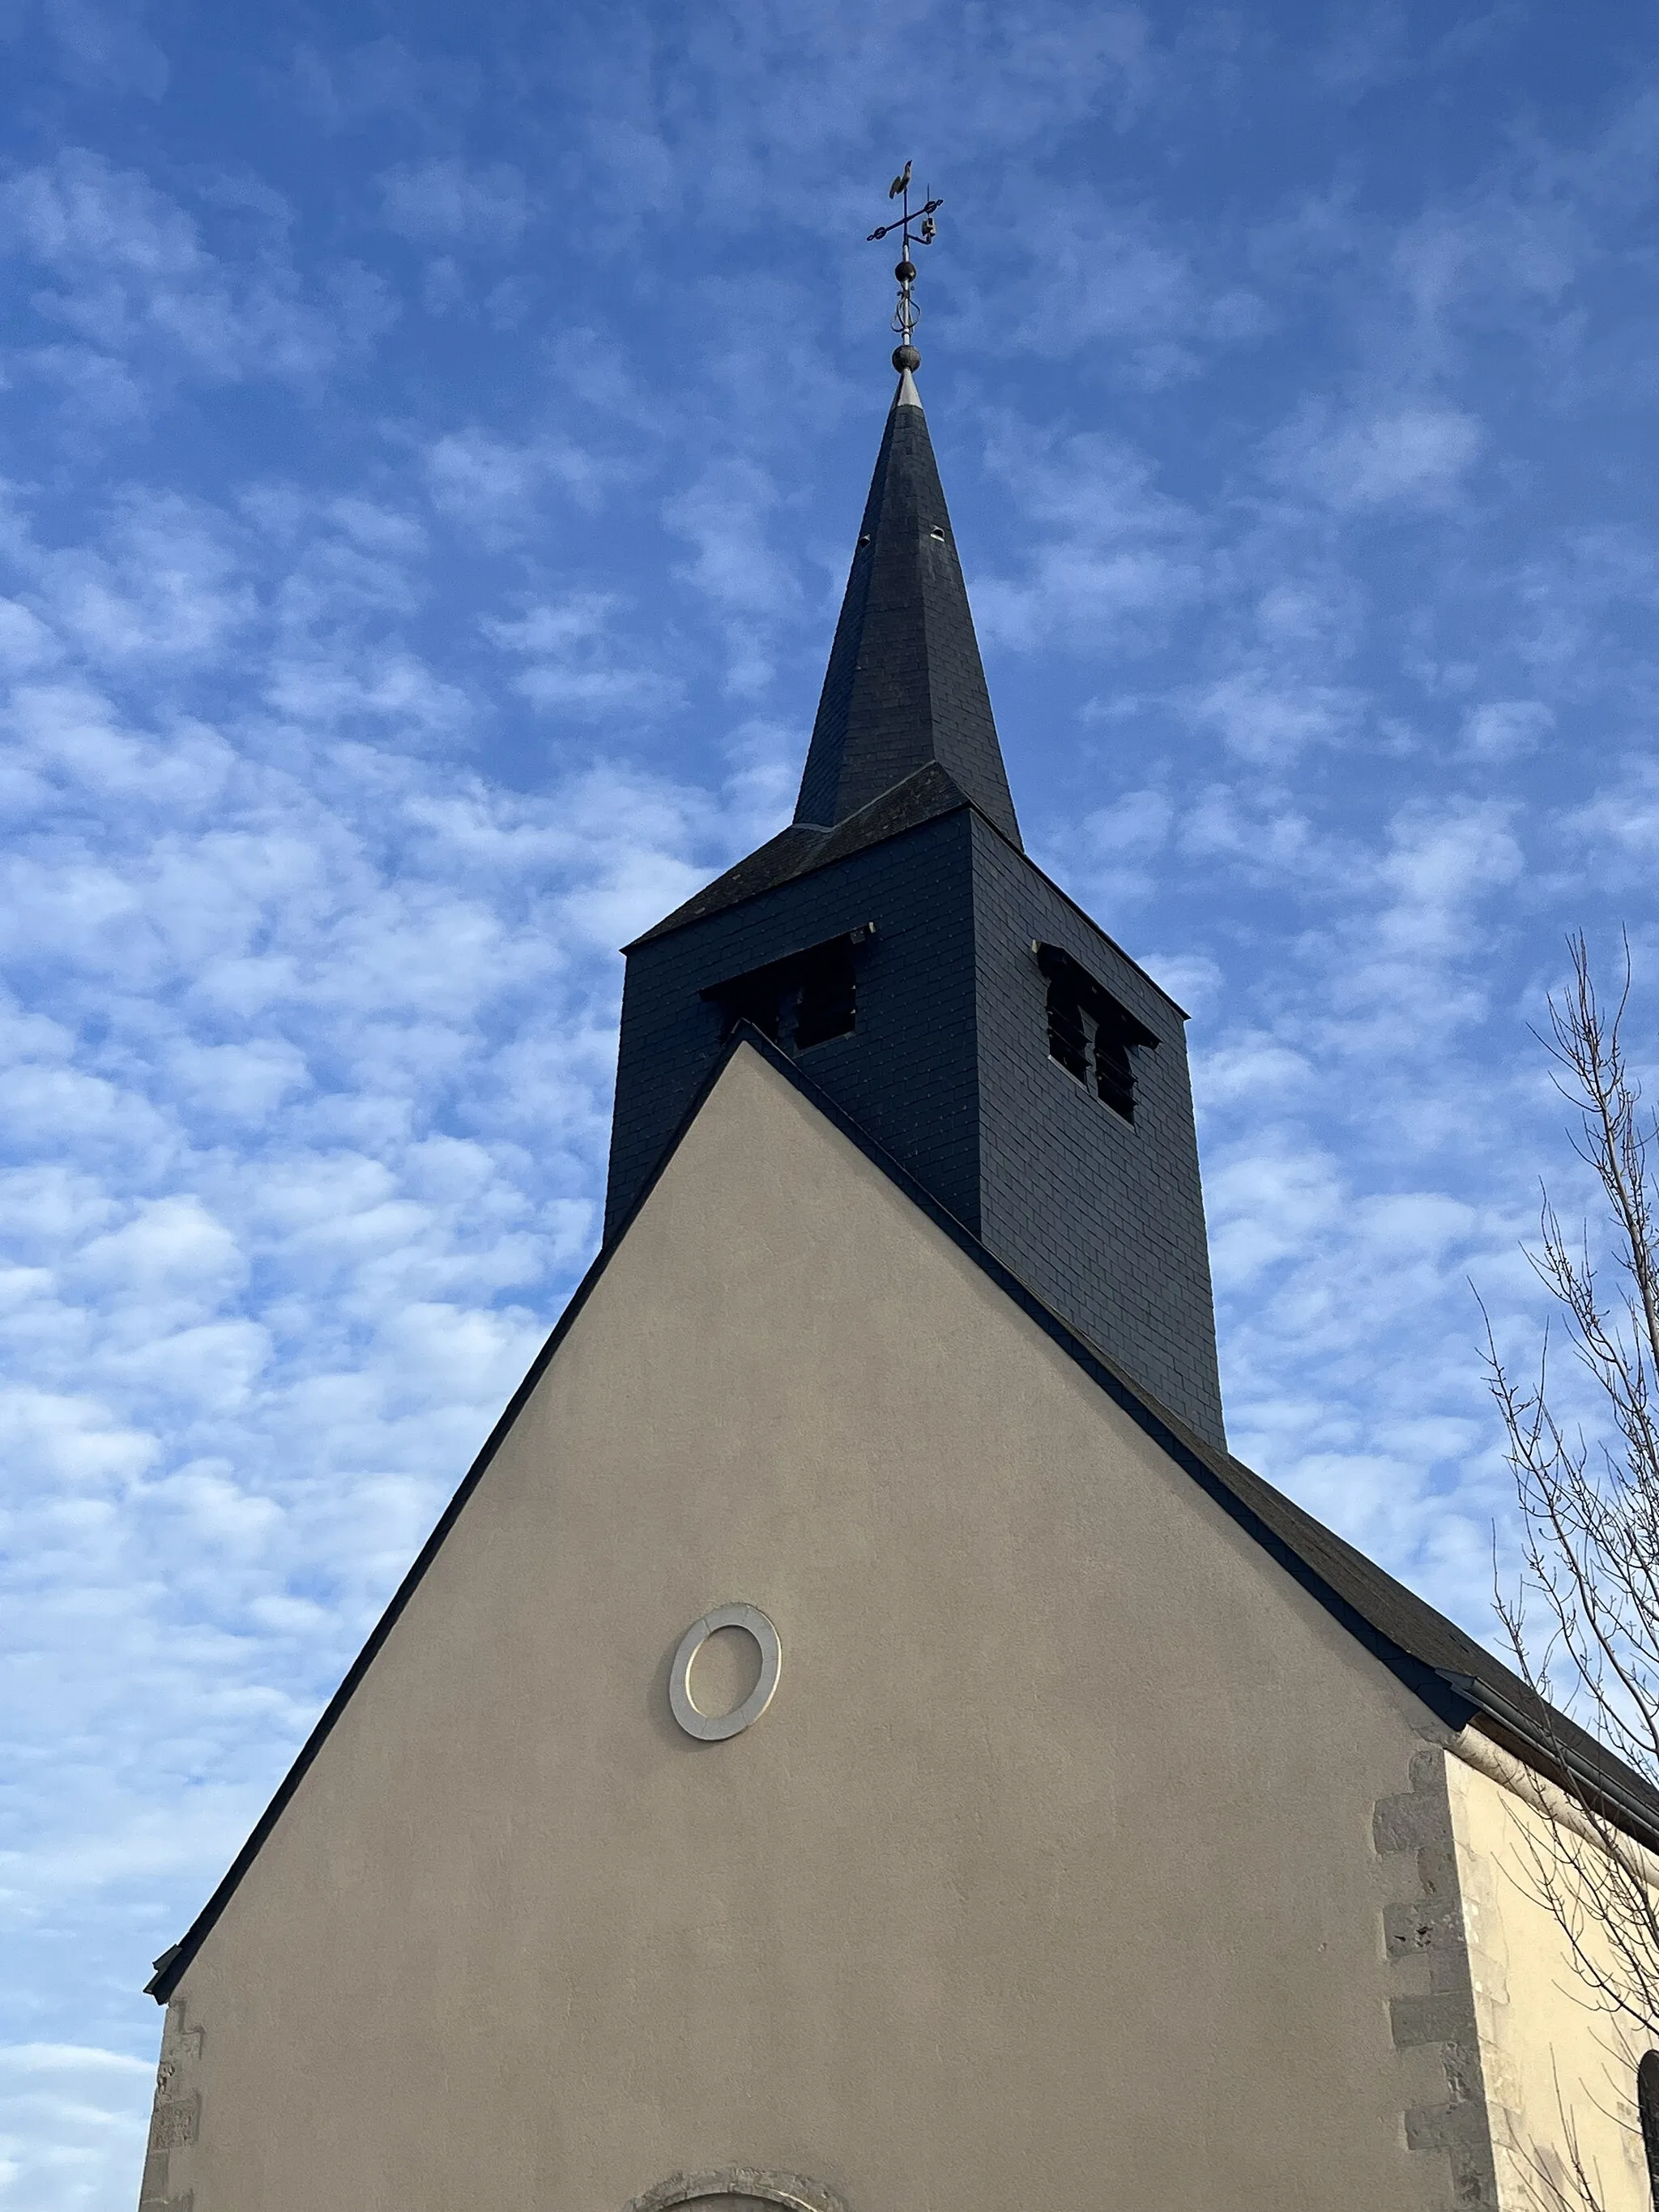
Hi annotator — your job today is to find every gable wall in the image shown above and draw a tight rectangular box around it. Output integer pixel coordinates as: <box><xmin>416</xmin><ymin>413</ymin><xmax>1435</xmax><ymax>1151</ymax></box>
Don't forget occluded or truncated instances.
<box><xmin>153</xmin><ymin>1046</ymin><xmax>1469</xmax><ymax>2212</ymax></box>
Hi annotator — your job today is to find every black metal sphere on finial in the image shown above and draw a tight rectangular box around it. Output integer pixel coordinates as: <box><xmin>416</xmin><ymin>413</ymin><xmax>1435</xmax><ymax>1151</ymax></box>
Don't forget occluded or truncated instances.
<box><xmin>870</xmin><ymin>168</ymin><xmax>942</xmax><ymax>381</ymax></box>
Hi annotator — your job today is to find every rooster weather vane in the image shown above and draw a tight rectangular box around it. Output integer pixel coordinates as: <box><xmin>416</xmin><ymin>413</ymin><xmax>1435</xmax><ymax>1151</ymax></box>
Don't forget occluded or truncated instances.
<box><xmin>867</xmin><ymin>160</ymin><xmax>943</xmax><ymax>374</ymax></box>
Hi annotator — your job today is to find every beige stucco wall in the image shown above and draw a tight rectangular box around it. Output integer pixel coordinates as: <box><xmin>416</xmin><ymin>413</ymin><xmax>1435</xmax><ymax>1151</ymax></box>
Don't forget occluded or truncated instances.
<box><xmin>146</xmin><ymin>1043</ymin><xmax>1469</xmax><ymax>2212</ymax></box>
<box><xmin>1449</xmin><ymin>1743</ymin><xmax>1656</xmax><ymax>2211</ymax></box>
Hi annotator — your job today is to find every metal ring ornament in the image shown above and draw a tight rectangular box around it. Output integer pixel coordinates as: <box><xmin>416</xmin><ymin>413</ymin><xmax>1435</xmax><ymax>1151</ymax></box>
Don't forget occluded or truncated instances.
<box><xmin>667</xmin><ymin>1603</ymin><xmax>782</xmax><ymax>1742</ymax></box>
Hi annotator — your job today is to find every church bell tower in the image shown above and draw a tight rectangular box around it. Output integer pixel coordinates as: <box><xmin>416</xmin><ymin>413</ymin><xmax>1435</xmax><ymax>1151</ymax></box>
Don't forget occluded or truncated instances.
<box><xmin>607</xmin><ymin>288</ymin><xmax>1225</xmax><ymax>1447</ymax></box>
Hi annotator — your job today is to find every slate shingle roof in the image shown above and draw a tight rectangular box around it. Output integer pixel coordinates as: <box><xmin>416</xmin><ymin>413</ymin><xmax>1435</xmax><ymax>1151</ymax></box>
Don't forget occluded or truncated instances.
<box><xmin>626</xmin><ymin>758</ymin><xmax>973</xmax><ymax>948</ymax></box>
<box><xmin>791</xmin><ymin>379</ymin><xmax>1021</xmax><ymax>846</ymax></box>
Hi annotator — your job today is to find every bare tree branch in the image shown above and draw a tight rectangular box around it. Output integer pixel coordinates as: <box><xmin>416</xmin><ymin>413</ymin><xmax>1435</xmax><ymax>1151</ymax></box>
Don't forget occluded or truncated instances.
<box><xmin>1487</xmin><ymin>934</ymin><xmax>1659</xmax><ymax>2210</ymax></box>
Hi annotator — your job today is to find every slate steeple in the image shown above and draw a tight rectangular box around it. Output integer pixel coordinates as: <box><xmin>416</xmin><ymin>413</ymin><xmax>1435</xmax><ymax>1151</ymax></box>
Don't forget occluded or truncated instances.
<box><xmin>605</xmin><ymin>366</ymin><xmax>1226</xmax><ymax>1447</ymax></box>
<box><xmin>794</xmin><ymin>375</ymin><xmax>1021</xmax><ymax>846</ymax></box>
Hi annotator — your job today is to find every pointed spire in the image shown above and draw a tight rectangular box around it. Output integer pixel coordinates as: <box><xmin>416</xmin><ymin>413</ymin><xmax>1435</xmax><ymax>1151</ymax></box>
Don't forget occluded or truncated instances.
<box><xmin>793</xmin><ymin>378</ymin><xmax>1022</xmax><ymax>849</ymax></box>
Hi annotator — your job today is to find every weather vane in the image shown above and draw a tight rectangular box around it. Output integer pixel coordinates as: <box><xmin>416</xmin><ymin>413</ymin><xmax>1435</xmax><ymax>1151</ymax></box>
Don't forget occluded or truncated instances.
<box><xmin>868</xmin><ymin>160</ymin><xmax>942</xmax><ymax>374</ymax></box>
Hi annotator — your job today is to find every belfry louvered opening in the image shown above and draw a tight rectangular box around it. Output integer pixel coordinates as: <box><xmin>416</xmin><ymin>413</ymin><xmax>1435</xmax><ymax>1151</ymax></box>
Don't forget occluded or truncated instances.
<box><xmin>701</xmin><ymin>927</ymin><xmax>875</xmax><ymax>1054</ymax></box>
<box><xmin>1034</xmin><ymin>941</ymin><xmax>1158</xmax><ymax>1123</ymax></box>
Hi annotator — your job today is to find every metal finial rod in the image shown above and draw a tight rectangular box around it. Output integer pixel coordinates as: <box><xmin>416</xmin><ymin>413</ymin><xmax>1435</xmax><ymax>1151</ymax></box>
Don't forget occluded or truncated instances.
<box><xmin>867</xmin><ymin>163</ymin><xmax>941</xmax><ymax>374</ymax></box>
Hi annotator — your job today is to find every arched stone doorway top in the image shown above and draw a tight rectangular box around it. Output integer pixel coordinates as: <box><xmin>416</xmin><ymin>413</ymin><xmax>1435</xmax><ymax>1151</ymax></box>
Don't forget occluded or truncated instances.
<box><xmin>625</xmin><ymin>2169</ymin><xmax>846</xmax><ymax>2212</ymax></box>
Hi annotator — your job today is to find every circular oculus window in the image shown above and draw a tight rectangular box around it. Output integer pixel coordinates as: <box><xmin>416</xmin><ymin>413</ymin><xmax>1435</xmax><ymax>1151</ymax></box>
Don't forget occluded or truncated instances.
<box><xmin>667</xmin><ymin>1604</ymin><xmax>782</xmax><ymax>1741</ymax></box>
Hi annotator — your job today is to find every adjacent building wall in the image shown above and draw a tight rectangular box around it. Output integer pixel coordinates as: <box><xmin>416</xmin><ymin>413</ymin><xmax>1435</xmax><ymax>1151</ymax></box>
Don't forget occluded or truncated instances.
<box><xmin>1448</xmin><ymin>1741</ymin><xmax>1657</xmax><ymax>2212</ymax></box>
<box><xmin>146</xmin><ymin>1046</ymin><xmax>1476</xmax><ymax>2212</ymax></box>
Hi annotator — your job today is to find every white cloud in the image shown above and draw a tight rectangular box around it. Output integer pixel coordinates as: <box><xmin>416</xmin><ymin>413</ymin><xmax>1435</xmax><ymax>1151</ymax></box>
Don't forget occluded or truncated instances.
<box><xmin>1367</xmin><ymin>799</ymin><xmax>1522</xmax><ymax>968</ymax></box>
<box><xmin>0</xmin><ymin>152</ymin><xmax>395</xmax><ymax>395</ymax></box>
<box><xmin>423</xmin><ymin>427</ymin><xmax>614</xmax><ymax>539</ymax></box>
<box><xmin>664</xmin><ymin>455</ymin><xmax>801</xmax><ymax>696</ymax></box>
<box><xmin>1177</xmin><ymin>780</ymin><xmax>1321</xmax><ymax>876</ymax></box>
<box><xmin>376</xmin><ymin>159</ymin><xmax>531</xmax><ymax>247</ymax></box>
<box><xmin>289</xmin><ymin>36</ymin><xmax>480</xmax><ymax>129</ymax></box>
<box><xmin>1269</xmin><ymin>401</ymin><xmax>1484</xmax><ymax>509</ymax></box>
<box><xmin>0</xmin><ymin>600</ymin><xmax>61</xmax><ymax>674</ymax></box>
<box><xmin>1085</xmin><ymin>785</ymin><xmax>1173</xmax><ymax>858</ymax></box>
<box><xmin>483</xmin><ymin>595</ymin><xmax>681</xmax><ymax>718</ymax></box>
<box><xmin>1196</xmin><ymin>1031</ymin><xmax>1315</xmax><ymax>1110</ymax></box>
<box><xmin>41</xmin><ymin>0</ymin><xmax>168</xmax><ymax>97</ymax></box>
<box><xmin>1461</xmin><ymin>697</ymin><xmax>1553</xmax><ymax>761</ymax></box>
<box><xmin>265</xmin><ymin>645</ymin><xmax>472</xmax><ymax>737</ymax></box>
<box><xmin>1565</xmin><ymin>760</ymin><xmax>1659</xmax><ymax>884</ymax></box>
<box><xmin>0</xmin><ymin>2044</ymin><xmax>151</xmax><ymax>2212</ymax></box>
<box><xmin>1188</xmin><ymin>669</ymin><xmax>1364</xmax><ymax>763</ymax></box>
<box><xmin>18</xmin><ymin>492</ymin><xmax>254</xmax><ymax>667</ymax></box>
<box><xmin>1207</xmin><ymin>1134</ymin><xmax>1346</xmax><ymax>1289</ymax></box>
<box><xmin>978</xmin><ymin>426</ymin><xmax>1204</xmax><ymax>650</ymax></box>
<box><xmin>982</xmin><ymin>193</ymin><xmax>1269</xmax><ymax>378</ymax></box>
<box><xmin>1311</xmin><ymin>0</ymin><xmax>1410</xmax><ymax>100</ymax></box>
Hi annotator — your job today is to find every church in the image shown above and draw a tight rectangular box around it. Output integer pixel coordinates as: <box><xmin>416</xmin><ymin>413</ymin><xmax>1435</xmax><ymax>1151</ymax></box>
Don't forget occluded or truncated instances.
<box><xmin>137</xmin><ymin>291</ymin><xmax>1659</xmax><ymax>2211</ymax></box>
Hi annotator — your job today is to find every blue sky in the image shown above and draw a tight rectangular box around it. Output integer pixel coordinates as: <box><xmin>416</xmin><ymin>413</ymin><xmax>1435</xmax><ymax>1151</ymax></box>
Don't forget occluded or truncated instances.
<box><xmin>3</xmin><ymin>0</ymin><xmax>1659</xmax><ymax>2201</ymax></box>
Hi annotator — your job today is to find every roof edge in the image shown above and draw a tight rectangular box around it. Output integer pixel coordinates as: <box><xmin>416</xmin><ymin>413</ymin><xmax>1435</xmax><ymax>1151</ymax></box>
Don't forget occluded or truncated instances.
<box><xmin>1452</xmin><ymin>1683</ymin><xmax>1659</xmax><ymax>1860</ymax></box>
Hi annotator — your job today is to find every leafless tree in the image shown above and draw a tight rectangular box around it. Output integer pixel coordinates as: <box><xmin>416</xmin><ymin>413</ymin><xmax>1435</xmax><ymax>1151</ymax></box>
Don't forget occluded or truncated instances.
<box><xmin>1485</xmin><ymin>935</ymin><xmax>1659</xmax><ymax>2206</ymax></box>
